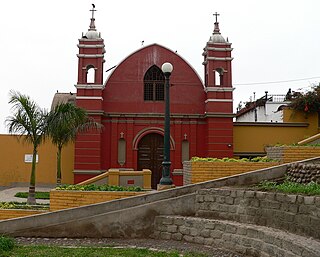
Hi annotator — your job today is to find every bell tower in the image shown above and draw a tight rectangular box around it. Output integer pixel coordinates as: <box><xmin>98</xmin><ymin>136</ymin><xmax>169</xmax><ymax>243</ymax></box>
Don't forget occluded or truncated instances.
<box><xmin>74</xmin><ymin>5</ymin><xmax>105</xmax><ymax>181</ymax></box>
<box><xmin>203</xmin><ymin>13</ymin><xmax>234</xmax><ymax>158</ymax></box>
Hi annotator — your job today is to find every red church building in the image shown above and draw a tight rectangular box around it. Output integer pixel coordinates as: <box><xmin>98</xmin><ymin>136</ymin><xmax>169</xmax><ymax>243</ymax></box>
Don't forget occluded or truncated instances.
<box><xmin>73</xmin><ymin>9</ymin><xmax>234</xmax><ymax>188</ymax></box>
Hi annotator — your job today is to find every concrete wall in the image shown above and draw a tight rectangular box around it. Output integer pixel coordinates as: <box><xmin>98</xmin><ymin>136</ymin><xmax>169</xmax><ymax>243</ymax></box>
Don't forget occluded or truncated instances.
<box><xmin>77</xmin><ymin>169</ymin><xmax>152</xmax><ymax>189</ymax></box>
<box><xmin>0</xmin><ymin>135</ymin><xmax>74</xmax><ymax>186</ymax></box>
<box><xmin>183</xmin><ymin>161</ymin><xmax>278</xmax><ymax>185</ymax></box>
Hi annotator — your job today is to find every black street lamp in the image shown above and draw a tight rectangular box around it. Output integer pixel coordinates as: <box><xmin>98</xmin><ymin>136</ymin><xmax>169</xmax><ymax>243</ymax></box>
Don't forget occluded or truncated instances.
<box><xmin>160</xmin><ymin>62</ymin><xmax>173</xmax><ymax>186</ymax></box>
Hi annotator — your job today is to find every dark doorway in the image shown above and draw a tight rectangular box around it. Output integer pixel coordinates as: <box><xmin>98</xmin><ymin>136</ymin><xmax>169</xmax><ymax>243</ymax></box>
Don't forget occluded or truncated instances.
<box><xmin>138</xmin><ymin>133</ymin><xmax>164</xmax><ymax>189</ymax></box>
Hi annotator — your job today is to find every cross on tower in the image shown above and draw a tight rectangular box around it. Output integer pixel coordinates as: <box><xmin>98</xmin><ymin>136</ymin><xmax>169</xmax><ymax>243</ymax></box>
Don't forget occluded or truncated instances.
<box><xmin>90</xmin><ymin>4</ymin><xmax>97</xmax><ymax>19</ymax></box>
<box><xmin>213</xmin><ymin>12</ymin><xmax>220</xmax><ymax>23</ymax></box>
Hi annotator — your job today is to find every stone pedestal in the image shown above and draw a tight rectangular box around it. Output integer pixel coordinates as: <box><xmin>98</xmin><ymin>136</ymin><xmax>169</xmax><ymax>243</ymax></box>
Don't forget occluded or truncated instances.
<box><xmin>157</xmin><ymin>184</ymin><xmax>176</xmax><ymax>191</ymax></box>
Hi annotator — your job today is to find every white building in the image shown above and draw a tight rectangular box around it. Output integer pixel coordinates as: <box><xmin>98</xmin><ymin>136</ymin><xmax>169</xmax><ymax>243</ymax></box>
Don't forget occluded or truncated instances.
<box><xmin>236</xmin><ymin>93</ymin><xmax>290</xmax><ymax>122</ymax></box>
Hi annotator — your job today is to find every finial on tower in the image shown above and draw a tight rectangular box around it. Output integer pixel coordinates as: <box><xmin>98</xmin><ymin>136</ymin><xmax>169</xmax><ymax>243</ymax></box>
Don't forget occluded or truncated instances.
<box><xmin>209</xmin><ymin>12</ymin><xmax>226</xmax><ymax>43</ymax></box>
<box><xmin>213</xmin><ymin>12</ymin><xmax>220</xmax><ymax>23</ymax></box>
<box><xmin>89</xmin><ymin>4</ymin><xmax>97</xmax><ymax>31</ymax></box>
<box><xmin>83</xmin><ymin>4</ymin><xmax>100</xmax><ymax>39</ymax></box>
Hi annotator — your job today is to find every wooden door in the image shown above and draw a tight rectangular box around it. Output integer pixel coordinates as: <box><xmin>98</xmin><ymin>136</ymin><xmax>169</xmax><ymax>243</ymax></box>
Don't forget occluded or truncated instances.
<box><xmin>138</xmin><ymin>133</ymin><xmax>164</xmax><ymax>189</ymax></box>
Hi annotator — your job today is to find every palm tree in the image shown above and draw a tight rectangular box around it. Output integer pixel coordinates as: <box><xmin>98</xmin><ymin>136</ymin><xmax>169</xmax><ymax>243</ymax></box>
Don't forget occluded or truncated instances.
<box><xmin>6</xmin><ymin>91</ymin><xmax>47</xmax><ymax>205</ymax></box>
<box><xmin>47</xmin><ymin>102</ymin><xmax>101</xmax><ymax>185</ymax></box>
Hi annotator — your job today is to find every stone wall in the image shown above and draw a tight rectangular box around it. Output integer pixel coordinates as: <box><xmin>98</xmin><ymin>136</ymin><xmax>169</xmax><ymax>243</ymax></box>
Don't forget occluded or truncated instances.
<box><xmin>266</xmin><ymin>146</ymin><xmax>320</xmax><ymax>163</ymax></box>
<box><xmin>286</xmin><ymin>163</ymin><xmax>320</xmax><ymax>183</ymax></box>
<box><xmin>153</xmin><ymin>215</ymin><xmax>320</xmax><ymax>257</ymax></box>
<box><xmin>0</xmin><ymin>209</ymin><xmax>47</xmax><ymax>220</ymax></box>
<box><xmin>50</xmin><ymin>190</ymin><xmax>146</xmax><ymax>211</ymax></box>
<box><xmin>183</xmin><ymin>161</ymin><xmax>278</xmax><ymax>185</ymax></box>
<box><xmin>196</xmin><ymin>188</ymin><xmax>320</xmax><ymax>239</ymax></box>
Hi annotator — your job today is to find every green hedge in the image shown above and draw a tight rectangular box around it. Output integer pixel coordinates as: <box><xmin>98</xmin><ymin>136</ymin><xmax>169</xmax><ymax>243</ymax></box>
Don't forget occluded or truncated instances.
<box><xmin>191</xmin><ymin>156</ymin><xmax>276</xmax><ymax>162</ymax></box>
<box><xmin>55</xmin><ymin>184</ymin><xmax>142</xmax><ymax>192</ymax></box>
<box><xmin>0</xmin><ymin>202</ymin><xmax>49</xmax><ymax>210</ymax></box>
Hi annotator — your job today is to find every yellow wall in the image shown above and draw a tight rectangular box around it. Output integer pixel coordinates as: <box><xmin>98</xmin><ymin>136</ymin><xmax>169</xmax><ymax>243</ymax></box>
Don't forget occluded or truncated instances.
<box><xmin>0</xmin><ymin>135</ymin><xmax>74</xmax><ymax>186</ymax></box>
<box><xmin>234</xmin><ymin>109</ymin><xmax>319</xmax><ymax>155</ymax></box>
<box><xmin>0</xmin><ymin>209</ymin><xmax>47</xmax><ymax>220</ymax></box>
<box><xmin>50</xmin><ymin>190</ymin><xmax>146</xmax><ymax>211</ymax></box>
<box><xmin>184</xmin><ymin>161</ymin><xmax>278</xmax><ymax>184</ymax></box>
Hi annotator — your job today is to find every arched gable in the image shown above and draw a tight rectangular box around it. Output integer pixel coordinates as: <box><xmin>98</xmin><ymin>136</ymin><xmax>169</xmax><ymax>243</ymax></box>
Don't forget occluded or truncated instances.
<box><xmin>103</xmin><ymin>44</ymin><xmax>206</xmax><ymax>114</ymax></box>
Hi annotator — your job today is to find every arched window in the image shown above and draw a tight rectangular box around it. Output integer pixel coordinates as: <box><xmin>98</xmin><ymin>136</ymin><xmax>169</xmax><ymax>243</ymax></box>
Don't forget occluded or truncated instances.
<box><xmin>214</xmin><ymin>68</ymin><xmax>224</xmax><ymax>86</ymax></box>
<box><xmin>87</xmin><ymin>65</ymin><xmax>95</xmax><ymax>83</ymax></box>
<box><xmin>144</xmin><ymin>65</ymin><xmax>165</xmax><ymax>101</ymax></box>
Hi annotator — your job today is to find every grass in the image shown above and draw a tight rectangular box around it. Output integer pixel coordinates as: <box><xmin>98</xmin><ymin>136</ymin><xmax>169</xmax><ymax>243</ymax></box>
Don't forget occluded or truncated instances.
<box><xmin>257</xmin><ymin>180</ymin><xmax>320</xmax><ymax>195</ymax></box>
<box><xmin>14</xmin><ymin>192</ymin><xmax>50</xmax><ymax>199</ymax></box>
<box><xmin>0</xmin><ymin>245</ymin><xmax>208</xmax><ymax>257</ymax></box>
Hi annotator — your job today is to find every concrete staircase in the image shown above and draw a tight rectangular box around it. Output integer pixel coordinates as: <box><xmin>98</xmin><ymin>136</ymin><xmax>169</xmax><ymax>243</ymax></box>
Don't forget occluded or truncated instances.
<box><xmin>1</xmin><ymin>157</ymin><xmax>320</xmax><ymax>256</ymax></box>
<box><xmin>152</xmin><ymin>188</ymin><xmax>320</xmax><ymax>257</ymax></box>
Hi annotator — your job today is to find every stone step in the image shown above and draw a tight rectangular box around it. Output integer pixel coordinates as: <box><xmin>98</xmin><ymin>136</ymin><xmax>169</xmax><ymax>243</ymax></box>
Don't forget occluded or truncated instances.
<box><xmin>152</xmin><ymin>215</ymin><xmax>320</xmax><ymax>257</ymax></box>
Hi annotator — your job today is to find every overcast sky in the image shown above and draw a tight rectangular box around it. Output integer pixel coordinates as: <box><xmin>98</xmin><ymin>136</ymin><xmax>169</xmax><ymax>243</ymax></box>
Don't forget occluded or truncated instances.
<box><xmin>1</xmin><ymin>0</ymin><xmax>320</xmax><ymax>133</ymax></box>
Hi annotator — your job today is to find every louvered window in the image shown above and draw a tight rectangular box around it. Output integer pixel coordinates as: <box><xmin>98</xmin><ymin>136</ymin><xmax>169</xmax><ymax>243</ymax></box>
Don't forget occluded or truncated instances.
<box><xmin>144</xmin><ymin>65</ymin><xmax>165</xmax><ymax>101</ymax></box>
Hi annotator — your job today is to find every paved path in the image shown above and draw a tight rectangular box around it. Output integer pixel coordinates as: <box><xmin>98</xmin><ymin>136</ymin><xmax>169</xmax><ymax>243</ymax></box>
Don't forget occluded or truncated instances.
<box><xmin>0</xmin><ymin>186</ymin><xmax>54</xmax><ymax>204</ymax></box>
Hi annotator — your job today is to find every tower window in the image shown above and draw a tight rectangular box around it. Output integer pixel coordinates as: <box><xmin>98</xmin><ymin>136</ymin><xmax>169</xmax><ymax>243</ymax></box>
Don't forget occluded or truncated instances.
<box><xmin>86</xmin><ymin>65</ymin><xmax>95</xmax><ymax>83</ymax></box>
<box><xmin>144</xmin><ymin>65</ymin><xmax>165</xmax><ymax>101</ymax></box>
<box><xmin>214</xmin><ymin>68</ymin><xmax>224</xmax><ymax>86</ymax></box>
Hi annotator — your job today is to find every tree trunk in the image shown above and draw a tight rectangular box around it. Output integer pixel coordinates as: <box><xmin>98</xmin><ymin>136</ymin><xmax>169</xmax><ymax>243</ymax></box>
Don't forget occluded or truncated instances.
<box><xmin>27</xmin><ymin>147</ymin><xmax>37</xmax><ymax>205</ymax></box>
<box><xmin>56</xmin><ymin>145</ymin><xmax>62</xmax><ymax>186</ymax></box>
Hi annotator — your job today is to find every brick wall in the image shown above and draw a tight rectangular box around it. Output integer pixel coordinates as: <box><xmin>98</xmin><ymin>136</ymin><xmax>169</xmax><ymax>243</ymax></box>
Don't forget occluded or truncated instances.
<box><xmin>50</xmin><ymin>190</ymin><xmax>146</xmax><ymax>211</ymax></box>
<box><xmin>183</xmin><ymin>161</ymin><xmax>277</xmax><ymax>185</ymax></box>
<box><xmin>196</xmin><ymin>188</ymin><xmax>320</xmax><ymax>239</ymax></box>
<box><xmin>0</xmin><ymin>209</ymin><xmax>47</xmax><ymax>220</ymax></box>
<box><xmin>266</xmin><ymin>146</ymin><xmax>320</xmax><ymax>163</ymax></box>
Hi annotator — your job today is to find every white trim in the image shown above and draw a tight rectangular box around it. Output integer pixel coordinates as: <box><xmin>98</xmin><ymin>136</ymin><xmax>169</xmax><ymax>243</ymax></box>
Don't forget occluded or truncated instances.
<box><xmin>206</xmin><ymin>47</ymin><xmax>233</xmax><ymax>51</ymax></box>
<box><xmin>77</xmin><ymin>54</ymin><xmax>104</xmax><ymax>58</ymax></box>
<box><xmin>76</xmin><ymin>96</ymin><xmax>103</xmax><ymax>100</ymax></box>
<box><xmin>205</xmin><ymin>99</ymin><xmax>233</xmax><ymax>103</ymax></box>
<box><xmin>205</xmin><ymin>87</ymin><xmax>235</xmax><ymax>92</ymax></box>
<box><xmin>73</xmin><ymin>169</ymin><xmax>104</xmax><ymax>174</ymax></box>
<box><xmin>77</xmin><ymin>44</ymin><xmax>105</xmax><ymax>48</ymax></box>
<box><xmin>75</xmin><ymin>84</ymin><xmax>105</xmax><ymax>89</ymax></box>
<box><xmin>206</xmin><ymin>57</ymin><xmax>234</xmax><ymax>61</ymax></box>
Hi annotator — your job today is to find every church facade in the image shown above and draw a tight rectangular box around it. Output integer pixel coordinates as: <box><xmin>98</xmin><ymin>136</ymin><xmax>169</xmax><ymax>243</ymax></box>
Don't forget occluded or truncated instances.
<box><xmin>73</xmin><ymin>10</ymin><xmax>234</xmax><ymax>188</ymax></box>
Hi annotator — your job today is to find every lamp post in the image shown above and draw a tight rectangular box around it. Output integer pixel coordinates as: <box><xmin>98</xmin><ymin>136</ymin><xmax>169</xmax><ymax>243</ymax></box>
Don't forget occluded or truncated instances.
<box><xmin>160</xmin><ymin>62</ymin><xmax>173</xmax><ymax>186</ymax></box>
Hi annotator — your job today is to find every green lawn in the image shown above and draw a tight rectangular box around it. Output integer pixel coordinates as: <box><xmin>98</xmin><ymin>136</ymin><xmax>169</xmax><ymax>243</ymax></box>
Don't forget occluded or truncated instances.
<box><xmin>1</xmin><ymin>245</ymin><xmax>208</xmax><ymax>257</ymax></box>
<box><xmin>14</xmin><ymin>192</ymin><xmax>50</xmax><ymax>200</ymax></box>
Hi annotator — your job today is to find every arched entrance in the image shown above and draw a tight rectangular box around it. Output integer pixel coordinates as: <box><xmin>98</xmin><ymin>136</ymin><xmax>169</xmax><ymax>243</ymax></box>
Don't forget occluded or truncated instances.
<box><xmin>137</xmin><ymin>133</ymin><xmax>164</xmax><ymax>189</ymax></box>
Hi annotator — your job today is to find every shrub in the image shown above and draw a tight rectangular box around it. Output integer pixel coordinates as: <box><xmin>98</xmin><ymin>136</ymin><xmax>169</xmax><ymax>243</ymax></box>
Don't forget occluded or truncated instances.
<box><xmin>0</xmin><ymin>236</ymin><xmax>15</xmax><ymax>253</ymax></box>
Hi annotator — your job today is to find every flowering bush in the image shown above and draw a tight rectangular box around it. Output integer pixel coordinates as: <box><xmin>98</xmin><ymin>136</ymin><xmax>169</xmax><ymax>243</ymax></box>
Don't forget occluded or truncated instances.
<box><xmin>289</xmin><ymin>84</ymin><xmax>320</xmax><ymax>113</ymax></box>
